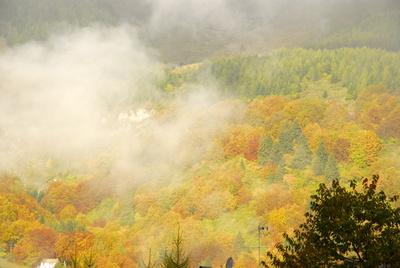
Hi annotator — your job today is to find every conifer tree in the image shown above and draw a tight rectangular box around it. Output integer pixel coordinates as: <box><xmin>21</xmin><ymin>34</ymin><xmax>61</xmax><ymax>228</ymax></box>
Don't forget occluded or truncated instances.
<box><xmin>235</xmin><ymin>232</ymin><xmax>247</xmax><ymax>253</ymax></box>
<box><xmin>324</xmin><ymin>153</ymin><xmax>340</xmax><ymax>183</ymax></box>
<box><xmin>270</xmin><ymin>141</ymin><xmax>283</xmax><ymax>164</ymax></box>
<box><xmin>291</xmin><ymin>120</ymin><xmax>302</xmax><ymax>139</ymax></box>
<box><xmin>258</xmin><ymin>134</ymin><xmax>273</xmax><ymax>166</ymax></box>
<box><xmin>270</xmin><ymin>160</ymin><xmax>285</xmax><ymax>184</ymax></box>
<box><xmin>142</xmin><ymin>249</ymin><xmax>157</xmax><ymax>268</ymax></box>
<box><xmin>315</xmin><ymin>141</ymin><xmax>328</xmax><ymax>161</ymax></box>
<box><xmin>277</xmin><ymin>122</ymin><xmax>295</xmax><ymax>155</ymax></box>
<box><xmin>291</xmin><ymin>132</ymin><xmax>312</xmax><ymax>169</ymax></box>
<box><xmin>312</xmin><ymin>141</ymin><xmax>328</xmax><ymax>176</ymax></box>
<box><xmin>161</xmin><ymin>227</ymin><xmax>190</xmax><ymax>268</ymax></box>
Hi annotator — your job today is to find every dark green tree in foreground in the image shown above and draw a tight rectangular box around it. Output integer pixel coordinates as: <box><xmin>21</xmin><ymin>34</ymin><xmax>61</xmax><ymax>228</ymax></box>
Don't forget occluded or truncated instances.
<box><xmin>267</xmin><ymin>175</ymin><xmax>400</xmax><ymax>267</ymax></box>
<box><xmin>162</xmin><ymin>227</ymin><xmax>190</xmax><ymax>268</ymax></box>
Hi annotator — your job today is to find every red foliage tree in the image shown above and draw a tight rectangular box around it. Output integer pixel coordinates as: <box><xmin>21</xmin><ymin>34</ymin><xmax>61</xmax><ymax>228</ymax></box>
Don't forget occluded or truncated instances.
<box><xmin>73</xmin><ymin>178</ymin><xmax>113</xmax><ymax>214</ymax></box>
<box><xmin>30</xmin><ymin>226</ymin><xmax>58</xmax><ymax>258</ymax></box>
<box><xmin>244</xmin><ymin>134</ymin><xmax>261</xmax><ymax>161</ymax></box>
<box><xmin>331</xmin><ymin>137</ymin><xmax>351</xmax><ymax>163</ymax></box>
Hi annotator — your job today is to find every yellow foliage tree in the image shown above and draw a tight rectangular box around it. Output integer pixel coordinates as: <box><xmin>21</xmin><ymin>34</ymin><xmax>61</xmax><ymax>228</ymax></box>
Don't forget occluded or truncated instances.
<box><xmin>349</xmin><ymin>130</ymin><xmax>381</xmax><ymax>167</ymax></box>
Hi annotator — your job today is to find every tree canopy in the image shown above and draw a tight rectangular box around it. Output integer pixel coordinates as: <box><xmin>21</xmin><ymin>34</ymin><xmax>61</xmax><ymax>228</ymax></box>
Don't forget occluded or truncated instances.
<box><xmin>267</xmin><ymin>175</ymin><xmax>400</xmax><ymax>267</ymax></box>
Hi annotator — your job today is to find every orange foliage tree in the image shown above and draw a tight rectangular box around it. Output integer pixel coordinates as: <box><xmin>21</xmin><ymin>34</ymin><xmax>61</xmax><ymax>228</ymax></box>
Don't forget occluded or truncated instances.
<box><xmin>244</xmin><ymin>96</ymin><xmax>287</xmax><ymax>126</ymax></box>
<box><xmin>40</xmin><ymin>181</ymin><xmax>78</xmax><ymax>214</ymax></box>
<box><xmin>377</xmin><ymin>104</ymin><xmax>400</xmax><ymax>138</ymax></box>
<box><xmin>284</xmin><ymin>98</ymin><xmax>327</xmax><ymax>126</ymax></box>
<box><xmin>55</xmin><ymin>229</ymin><xmax>95</xmax><ymax>267</ymax></box>
<box><xmin>224</xmin><ymin>135</ymin><xmax>246</xmax><ymax>158</ymax></box>
<box><xmin>11</xmin><ymin>225</ymin><xmax>57</xmax><ymax>266</ymax></box>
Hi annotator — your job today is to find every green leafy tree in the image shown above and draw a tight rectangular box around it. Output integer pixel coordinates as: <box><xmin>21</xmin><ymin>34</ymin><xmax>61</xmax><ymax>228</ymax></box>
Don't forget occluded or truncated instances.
<box><xmin>162</xmin><ymin>227</ymin><xmax>190</xmax><ymax>268</ymax></box>
<box><xmin>267</xmin><ymin>175</ymin><xmax>400</xmax><ymax>267</ymax></box>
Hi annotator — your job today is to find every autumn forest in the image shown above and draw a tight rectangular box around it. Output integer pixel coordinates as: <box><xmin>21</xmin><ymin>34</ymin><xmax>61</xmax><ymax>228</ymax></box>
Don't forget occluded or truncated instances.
<box><xmin>1</xmin><ymin>0</ymin><xmax>400</xmax><ymax>267</ymax></box>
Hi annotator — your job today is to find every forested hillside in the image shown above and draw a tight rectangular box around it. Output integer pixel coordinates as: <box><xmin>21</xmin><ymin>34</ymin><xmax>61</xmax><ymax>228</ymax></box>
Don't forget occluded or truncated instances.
<box><xmin>1</xmin><ymin>75</ymin><xmax>400</xmax><ymax>267</ymax></box>
<box><xmin>310</xmin><ymin>11</ymin><xmax>400</xmax><ymax>51</ymax></box>
<box><xmin>1</xmin><ymin>0</ymin><xmax>400</xmax><ymax>267</ymax></box>
<box><xmin>0</xmin><ymin>0</ymin><xmax>116</xmax><ymax>45</ymax></box>
<box><xmin>161</xmin><ymin>47</ymin><xmax>400</xmax><ymax>99</ymax></box>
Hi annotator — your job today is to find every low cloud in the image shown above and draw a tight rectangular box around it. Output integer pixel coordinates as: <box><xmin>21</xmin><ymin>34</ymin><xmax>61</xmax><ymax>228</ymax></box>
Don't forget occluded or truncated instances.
<box><xmin>0</xmin><ymin>24</ymin><xmax>242</xmax><ymax>188</ymax></box>
<box><xmin>0</xmin><ymin>25</ymin><xmax>155</xmax><ymax>171</ymax></box>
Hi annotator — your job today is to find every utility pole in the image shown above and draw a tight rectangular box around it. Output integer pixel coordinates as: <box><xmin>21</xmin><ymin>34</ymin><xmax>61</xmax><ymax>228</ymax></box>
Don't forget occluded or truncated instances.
<box><xmin>258</xmin><ymin>224</ymin><xmax>268</xmax><ymax>266</ymax></box>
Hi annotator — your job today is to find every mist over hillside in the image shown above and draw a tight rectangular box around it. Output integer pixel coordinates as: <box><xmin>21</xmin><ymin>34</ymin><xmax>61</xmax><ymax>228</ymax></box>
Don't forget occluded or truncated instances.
<box><xmin>137</xmin><ymin>0</ymin><xmax>400</xmax><ymax>62</ymax></box>
<box><xmin>0</xmin><ymin>24</ymin><xmax>242</xmax><ymax>191</ymax></box>
<box><xmin>1</xmin><ymin>0</ymin><xmax>399</xmax><ymax>63</ymax></box>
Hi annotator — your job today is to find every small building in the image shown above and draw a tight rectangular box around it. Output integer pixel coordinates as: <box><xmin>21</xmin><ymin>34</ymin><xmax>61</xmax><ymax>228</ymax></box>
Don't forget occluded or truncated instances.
<box><xmin>39</xmin><ymin>258</ymin><xmax>58</xmax><ymax>268</ymax></box>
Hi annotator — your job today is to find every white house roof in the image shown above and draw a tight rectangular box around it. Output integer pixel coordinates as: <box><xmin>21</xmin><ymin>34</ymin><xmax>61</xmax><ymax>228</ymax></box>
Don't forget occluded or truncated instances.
<box><xmin>41</xmin><ymin>258</ymin><xmax>58</xmax><ymax>263</ymax></box>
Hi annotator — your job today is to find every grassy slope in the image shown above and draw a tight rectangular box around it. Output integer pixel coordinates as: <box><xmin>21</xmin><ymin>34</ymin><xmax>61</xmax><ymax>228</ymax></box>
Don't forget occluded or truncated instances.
<box><xmin>0</xmin><ymin>258</ymin><xmax>29</xmax><ymax>268</ymax></box>
<box><xmin>299</xmin><ymin>77</ymin><xmax>350</xmax><ymax>105</ymax></box>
